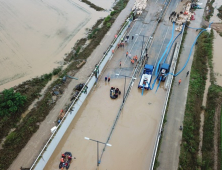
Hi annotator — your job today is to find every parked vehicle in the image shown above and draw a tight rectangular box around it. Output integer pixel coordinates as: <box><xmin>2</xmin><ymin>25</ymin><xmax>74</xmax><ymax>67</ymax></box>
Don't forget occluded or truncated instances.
<box><xmin>138</xmin><ymin>64</ymin><xmax>154</xmax><ymax>90</ymax></box>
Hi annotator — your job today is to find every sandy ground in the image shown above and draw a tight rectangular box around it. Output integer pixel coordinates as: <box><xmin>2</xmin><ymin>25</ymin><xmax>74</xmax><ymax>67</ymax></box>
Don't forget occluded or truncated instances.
<box><xmin>213</xmin><ymin>30</ymin><xmax>222</xmax><ymax>86</ymax></box>
<box><xmin>0</xmin><ymin>0</ymin><xmax>109</xmax><ymax>91</ymax></box>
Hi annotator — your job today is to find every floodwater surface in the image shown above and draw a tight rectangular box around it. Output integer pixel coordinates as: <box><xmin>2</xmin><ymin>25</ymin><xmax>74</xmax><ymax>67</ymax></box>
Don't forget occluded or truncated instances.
<box><xmin>0</xmin><ymin>0</ymin><xmax>109</xmax><ymax>91</ymax></box>
<box><xmin>213</xmin><ymin>30</ymin><xmax>222</xmax><ymax>86</ymax></box>
<box><xmin>99</xmin><ymin>78</ymin><xmax>165</xmax><ymax>170</ymax></box>
<box><xmin>210</xmin><ymin>0</ymin><xmax>222</xmax><ymax>23</ymax></box>
<box><xmin>44</xmin><ymin>79</ymin><xmax>130</xmax><ymax>170</ymax></box>
<box><xmin>44</xmin><ymin>77</ymin><xmax>166</xmax><ymax>170</ymax></box>
<box><xmin>89</xmin><ymin>0</ymin><xmax>115</xmax><ymax>10</ymax></box>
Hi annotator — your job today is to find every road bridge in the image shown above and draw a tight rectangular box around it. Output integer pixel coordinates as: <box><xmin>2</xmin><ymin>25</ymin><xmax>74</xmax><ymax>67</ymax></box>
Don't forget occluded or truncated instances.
<box><xmin>44</xmin><ymin>0</ymin><xmax>183</xmax><ymax>169</ymax></box>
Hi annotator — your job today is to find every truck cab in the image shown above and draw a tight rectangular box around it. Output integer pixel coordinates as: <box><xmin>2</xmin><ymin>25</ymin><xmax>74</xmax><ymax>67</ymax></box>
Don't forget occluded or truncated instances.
<box><xmin>138</xmin><ymin>64</ymin><xmax>154</xmax><ymax>90</ymax></box>
<box><xmin>158</xmin><ymin>63</ymin><xmax>170</xmax><ymax>81</ymax></box>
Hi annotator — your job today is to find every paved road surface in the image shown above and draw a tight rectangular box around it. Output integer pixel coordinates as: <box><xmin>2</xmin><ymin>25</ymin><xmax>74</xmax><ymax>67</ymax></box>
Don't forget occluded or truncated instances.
<box><xmin>157</xmin><ymin>0</ymin><xmax>208</xmax><ymax>169</ymax></box>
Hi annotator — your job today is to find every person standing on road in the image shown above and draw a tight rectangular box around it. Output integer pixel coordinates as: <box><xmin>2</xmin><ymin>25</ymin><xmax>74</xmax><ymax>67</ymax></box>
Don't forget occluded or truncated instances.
<box><xmin>126</xmin><ymin>51</ymin><xmax>128</xmax><ymax>57</ymax></box>
<box><xmin>132</xmin><ymin>35</ymin><xmax>134</xmax><ymax>40</ymax></box>
<box><xmin>108</xmin><ymin>77</ymin><xmax>110</xmax><ymax>82</ymax></box>
<box><xmin>178</xmin><ymin>79</ymin><xmax>181</xmax><ymax>85</ymax></box>
<box><xmin>105</xmin><ymin>76</ymin><xmax>107</xmax><ymax>81</ymax></box>
<box><xmin>120</xmin><ymin>61</ymin><xmax>121</xmax><ymax>67</ymax></box>
<box><xmin>186</xmin><ymin>71</ymin><xmax>189</xmax><ymax>77</ymax></box>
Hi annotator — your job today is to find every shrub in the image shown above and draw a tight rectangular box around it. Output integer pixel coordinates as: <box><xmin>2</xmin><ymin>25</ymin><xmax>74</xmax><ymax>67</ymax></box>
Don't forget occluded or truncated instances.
<box><xmin>0</xmin><ymin>88</ymin><xmax>27</xmax><ymax>117</ymax></box>
<box><xmin>104</xmin><ymin>15</ymin><xmax>111</xmax><ymax>24</ymax></box>
<box><xmin>110</xmin><ymin>10</ymin><xmax>116</xmax><ymax>16</ymax></box>
<box><xmin>52</xmin><ymin>67</ymin><xmax>62</xmax><ymax>75</ymax></box>
<box><xmin>106</xmin><ymin>22</ymin><xmax>111</xmax><ymax>28</ymax></box>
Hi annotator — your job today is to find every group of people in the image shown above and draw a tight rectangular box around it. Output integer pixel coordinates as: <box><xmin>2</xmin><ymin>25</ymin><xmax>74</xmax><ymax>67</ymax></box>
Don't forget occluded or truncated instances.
<box><xmin>131</xmin><ymin>55</ymin><xmax>138</xmax><ymax>64</ymax></box>
<box><xmin>105</xmin><ymin>76</ymin><xmax>111</xmax><ymax>82</ymax></box>
<box><xmin>110</xmin><ymin>87</ymin><xmax>121</xmax><ymax>99</ymax></box>
<box><xmin>59</xmin><ymin>153</ymin><xmax>72</xmax><ymax>170</ymax></box>
<box><xmin>169</xmin><ymin>11</ymin><xmax>181</xmax><ymax>22</ymax></box>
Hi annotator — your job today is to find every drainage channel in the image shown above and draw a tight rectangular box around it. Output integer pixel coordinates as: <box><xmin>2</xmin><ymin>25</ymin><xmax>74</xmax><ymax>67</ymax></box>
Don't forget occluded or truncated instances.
<box><xmin>99</xmin><ymin>0</ymin><xmax>173</xmax><ymax>165</ymax></box>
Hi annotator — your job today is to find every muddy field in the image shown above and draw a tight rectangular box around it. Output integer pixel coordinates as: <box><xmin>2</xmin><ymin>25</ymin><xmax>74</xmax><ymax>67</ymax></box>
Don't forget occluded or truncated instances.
<box><xmin>0</xmin><ymin>0</ymin><xmax>109</xmax><ymax>91</ymax></box>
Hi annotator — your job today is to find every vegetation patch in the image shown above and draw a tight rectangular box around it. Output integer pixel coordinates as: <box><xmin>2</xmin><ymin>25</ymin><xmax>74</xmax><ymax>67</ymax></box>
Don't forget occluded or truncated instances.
<box><xmin>202</xmin><ymin>84</ymin><xmax>222</xmax><ymax>169</ymax></box>
<box><xmin>201</xmin><ymin>30</ymin><xmax>221</xmax><ymax>169</ymax></box>
<box><xmin>179</xmin><ymin>31</ymin><xmax>212</xmax><ymax>169</ymax></box>
<box><xmin>81</xmin><ymin>0</ymin><xmax>104</xmax><ymax>11</ymax></box>
<box><xmin>0</xmin><ymin>0</ymin><xmax>130</xmax><ymax>169</ymax></box>
<box><xmin>217</xmin><ymin>5</ymin><xmax>222</xmax><ymax>20</ymax></box>
<box><xmin>205</xmin><ymin>0</ymin><xmax>215</xmax><ymax>21</ymax></box>
<box><xmin>0</xmin><ymin>73</ymin><xmax>53</xmax><ymax>142</ymax></box>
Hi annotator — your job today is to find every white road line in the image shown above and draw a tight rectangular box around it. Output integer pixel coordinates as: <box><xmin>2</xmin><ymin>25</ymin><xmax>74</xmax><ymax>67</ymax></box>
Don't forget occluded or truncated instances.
<box><xmin>153</xmin><ymin>26</ymin><xmax>170</xmax><ymax>69</ymax></box>
<box><xmin>117</xmin><ymin>24</ymin><xmax>145</xmax><ymax>77</ymax></box>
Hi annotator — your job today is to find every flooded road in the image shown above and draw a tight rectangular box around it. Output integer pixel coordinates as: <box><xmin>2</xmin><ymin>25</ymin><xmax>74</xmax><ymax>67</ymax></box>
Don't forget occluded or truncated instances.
<box><xmin>44</xmin><ymin>79</ymin><xmax>131</xmax><ymax>170</ymax></box>
<box><xmin>213</xmin><ymin>30</ymin><xmax>222</xmax><ymax>86</ymax></box>
<box><xmin>99</xmin><ymin>79</ymin><xmax>165</xmax><ymax>170</ymax></box>
<box><xmin>44</xmin><ymin>77</ymin><xmax>166</xmax><ymax>170</ymax></box>
<box><xmin>0</xmin><ymin>0</ymin><xmax>109</xmax><ymax>91</ymax></box>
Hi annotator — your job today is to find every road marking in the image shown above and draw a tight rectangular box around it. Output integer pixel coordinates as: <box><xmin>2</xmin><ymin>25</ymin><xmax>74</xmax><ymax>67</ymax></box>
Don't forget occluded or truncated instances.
<box><xmin>117</xmin><ymin>24</ymin><xmax>145</xmax><ymax>77</ymax></box>
<box><xmin>154</xmin><ymin>26</ymin><xmax>170</xmax><ymax>69</ymax></box>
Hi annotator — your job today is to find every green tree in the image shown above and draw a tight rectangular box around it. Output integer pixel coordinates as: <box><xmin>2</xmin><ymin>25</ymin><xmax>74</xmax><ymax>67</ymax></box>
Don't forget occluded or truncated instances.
<box><xmin>0</xmin><ymin>88</ymin><xmax>27</xmax><ymax>116</ymax></box>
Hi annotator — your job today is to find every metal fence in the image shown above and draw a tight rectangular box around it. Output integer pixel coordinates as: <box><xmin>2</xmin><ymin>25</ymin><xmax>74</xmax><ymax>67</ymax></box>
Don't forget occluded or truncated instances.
<box><xmin>30</xmin><ymin>16</ymin><xmax>132</xmax><ymax>170</ymax></box>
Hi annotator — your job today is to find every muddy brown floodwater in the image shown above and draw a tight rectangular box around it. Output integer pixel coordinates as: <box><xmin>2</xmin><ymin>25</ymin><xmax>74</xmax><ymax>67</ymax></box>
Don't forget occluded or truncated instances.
<box><xmin>0</xmin><ymin>0</ymin><xmax>109</xmax><ymax>91</ymax></box>
<box><xmin>210</xmin><ymin>0</ymin><xmax>222</xmax><ymax>23</ymax></box>
<box><xmin>44</xmin><ymin>77</ymin><xmax>166</xmax><ymax>170</ymax></box>
<box><xmin>213</xmin><ymin>30</ymin><xmax>222</xmax><ymax>86</ymax></box>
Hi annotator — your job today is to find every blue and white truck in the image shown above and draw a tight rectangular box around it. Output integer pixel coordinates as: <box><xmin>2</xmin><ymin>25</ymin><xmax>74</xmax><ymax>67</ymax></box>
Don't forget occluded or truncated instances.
<box><xmin>157</xmin><ymin>63</ymin><xmax>170</xmax><ymax>81</ymax></box>
<box><xmin>138</xmin><ymin>64</ymin><xmax>154</xmax><ymax>90</ymax></box>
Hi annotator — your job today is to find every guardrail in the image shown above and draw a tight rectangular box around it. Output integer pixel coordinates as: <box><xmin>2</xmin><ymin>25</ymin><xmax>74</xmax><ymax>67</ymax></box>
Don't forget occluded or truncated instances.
<box><xmin>30</xmin><ymin>15</ymin><xmax>133</xmax><ymax>170</ymax></box>
<box><xmin>149</xmin><ymin>22</ymin><xmax>185</xmax><ymax>169</ymax></box>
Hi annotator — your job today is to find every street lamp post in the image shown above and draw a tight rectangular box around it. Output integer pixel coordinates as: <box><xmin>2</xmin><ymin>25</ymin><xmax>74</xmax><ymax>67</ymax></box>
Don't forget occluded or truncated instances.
<box><xmin>116</xmin><ymin>74</ymin><xmax>136</xmax><ymax>103</ymax></box>
<box><xmin>84</xmin><ymin>137</ymin><xmax>111</xmax><ymax>167</ymax></box>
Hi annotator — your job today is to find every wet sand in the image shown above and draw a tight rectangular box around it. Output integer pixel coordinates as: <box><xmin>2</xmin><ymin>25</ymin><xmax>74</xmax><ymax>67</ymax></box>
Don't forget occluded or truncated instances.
<box><xmin>0</xmin><ymin>0</ymin><xmax>109</xmax><ymax>91</ymax></box>
<box><xmin>213</xmin><ymin>30</ymin><xmax>222</xmax><ymax>86</ymax></box>
<box><xmin>44</xmin><ymin>77</ymin><xmax>166</xmax><ymax>170</ymax></box>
